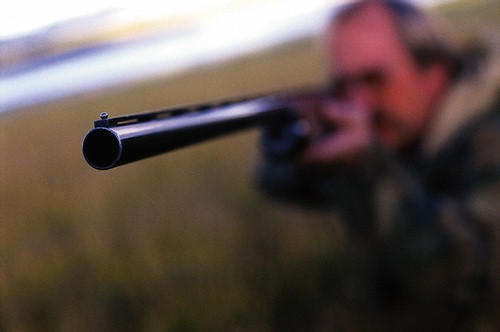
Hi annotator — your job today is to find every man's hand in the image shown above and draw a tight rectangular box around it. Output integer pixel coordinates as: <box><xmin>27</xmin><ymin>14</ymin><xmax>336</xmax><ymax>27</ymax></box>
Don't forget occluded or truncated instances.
<box><xmin>299</xmin><ymin>99</ymin><xmax>374</xmax><ymax>166</ymax></box>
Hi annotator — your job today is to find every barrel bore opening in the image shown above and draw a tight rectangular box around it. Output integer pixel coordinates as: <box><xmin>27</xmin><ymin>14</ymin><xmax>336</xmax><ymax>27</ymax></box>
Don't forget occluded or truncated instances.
<box><xmin>82</xmin><ymin>128</ymin><xmax>121</xmax><ymax>170</ymax></box>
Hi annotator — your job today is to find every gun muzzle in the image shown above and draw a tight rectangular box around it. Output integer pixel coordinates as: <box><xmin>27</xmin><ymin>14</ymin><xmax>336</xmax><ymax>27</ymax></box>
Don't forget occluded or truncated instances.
<box><xmin>82</xmin><ymin>127</ymin><xmax>122</xmax><ymax>170</ymax></box>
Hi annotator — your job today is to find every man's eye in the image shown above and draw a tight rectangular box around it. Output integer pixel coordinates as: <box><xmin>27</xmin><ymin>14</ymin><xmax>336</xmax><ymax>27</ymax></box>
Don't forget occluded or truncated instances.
<box><xmin>329</xmin><ymin>79</ymin><xmax>348</xmax><ymax>98</ymax></box>
<box><xmin>362</xmin><ymin>71</ymin><xmax>386</xmax><ymax>86</ymax></box>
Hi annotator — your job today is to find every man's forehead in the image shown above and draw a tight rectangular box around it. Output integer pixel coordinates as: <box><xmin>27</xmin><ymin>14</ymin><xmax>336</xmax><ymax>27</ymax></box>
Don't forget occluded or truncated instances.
<box><xmin>332</xmin><ymin>2</ymin><xmax>398</xmax><ymax>38</ymax></box>
<box><xmin>327</xmin><ymin>3</ymin><xmax>405</xmax><ymax>72</ymax></box>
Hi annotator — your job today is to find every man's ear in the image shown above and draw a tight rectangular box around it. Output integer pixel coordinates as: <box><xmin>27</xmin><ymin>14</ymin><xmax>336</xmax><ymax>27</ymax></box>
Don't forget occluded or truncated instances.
<box><xmin>424</xmin><ymin>62</ymin><xmax>451</xmax><ymax>106</ymax></box>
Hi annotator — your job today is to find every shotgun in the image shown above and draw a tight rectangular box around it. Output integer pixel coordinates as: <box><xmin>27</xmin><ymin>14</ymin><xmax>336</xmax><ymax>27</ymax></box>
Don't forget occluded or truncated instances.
<box><xmin>82</xmin><ymin>94</ymin><xmax>313</xmax><ymax>170</ymax></box>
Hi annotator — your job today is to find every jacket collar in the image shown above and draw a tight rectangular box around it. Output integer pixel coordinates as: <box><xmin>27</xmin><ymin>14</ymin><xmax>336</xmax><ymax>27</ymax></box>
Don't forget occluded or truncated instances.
<box><xmin>420</xmin><ymin>33</ymin><xmax>500</xmax><ymax>158</ymax></box>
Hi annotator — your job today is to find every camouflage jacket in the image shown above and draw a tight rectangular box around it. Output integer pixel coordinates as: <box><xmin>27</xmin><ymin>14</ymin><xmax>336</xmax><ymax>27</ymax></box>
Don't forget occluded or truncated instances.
<box><xmin>258</xmin><ymin>38</ymin><xmax>500</xmax><ymax>331</ymax></box>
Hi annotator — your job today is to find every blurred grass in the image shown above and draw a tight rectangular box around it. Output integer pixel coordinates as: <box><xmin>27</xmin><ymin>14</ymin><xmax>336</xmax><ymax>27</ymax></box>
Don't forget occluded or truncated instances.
<box><xmin>1</xmin><ymin>1</ymin><xmax>499</xmax><ymax>331</ymax></box>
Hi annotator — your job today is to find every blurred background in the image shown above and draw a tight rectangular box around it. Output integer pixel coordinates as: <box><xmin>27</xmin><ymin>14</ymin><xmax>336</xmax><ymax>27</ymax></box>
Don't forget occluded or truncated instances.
<box><xmin>1</xmin><ymin>0</ymin><xmax>499</xmax><ymax>330</ymax></box>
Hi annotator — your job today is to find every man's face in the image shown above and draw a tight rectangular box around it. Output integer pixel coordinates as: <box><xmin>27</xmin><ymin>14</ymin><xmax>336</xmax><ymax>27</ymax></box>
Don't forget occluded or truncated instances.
<box><xmin>326</xmin><ymin>5</ymin><xmax>439</xmax><ymax>151</ymax></box>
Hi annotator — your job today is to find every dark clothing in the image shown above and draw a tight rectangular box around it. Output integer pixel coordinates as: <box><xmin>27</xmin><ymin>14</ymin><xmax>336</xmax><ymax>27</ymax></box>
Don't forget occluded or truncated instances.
<box><xmin>258</xmin><ymin>39</ymin><xmax>500</xmax><ymax>331</ymax></box>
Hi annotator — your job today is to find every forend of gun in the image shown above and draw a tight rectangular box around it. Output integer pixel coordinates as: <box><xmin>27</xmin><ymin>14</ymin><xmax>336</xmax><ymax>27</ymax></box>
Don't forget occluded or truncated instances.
<box><xmin>82</xmin><ymin>92</ymin><xmax>317</xmax><ymax>170</ymax></box>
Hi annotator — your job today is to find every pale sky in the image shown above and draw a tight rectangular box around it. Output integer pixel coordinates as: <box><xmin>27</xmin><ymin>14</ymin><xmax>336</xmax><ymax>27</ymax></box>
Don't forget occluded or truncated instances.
<box><xmin>0</xmin><ymin>0</ymin><xmax>232</xmax><ymax>39</ymax></box>
<box><xmin>0</xmin><ymin>0</ymin><xmax>449</xmax><ymax>40</ymax></box>
<box><xmin>0</xmin><ymin>0</ymin><xmax>335</xmax><ymax>39</ymax></box>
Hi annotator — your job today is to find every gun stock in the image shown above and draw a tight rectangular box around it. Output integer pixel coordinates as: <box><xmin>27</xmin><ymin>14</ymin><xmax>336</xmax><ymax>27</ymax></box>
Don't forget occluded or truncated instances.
<box><xmin>82</xmin><ymin>96</ymin><xmax>309</xmax><ymax>170</ymax></box>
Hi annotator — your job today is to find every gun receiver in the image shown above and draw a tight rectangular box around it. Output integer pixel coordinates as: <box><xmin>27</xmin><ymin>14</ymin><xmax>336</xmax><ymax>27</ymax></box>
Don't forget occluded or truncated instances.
<box><xmin>82</xmin><ymin>96</ymin><xmax>309</xmax><ymax>170</ymax></box>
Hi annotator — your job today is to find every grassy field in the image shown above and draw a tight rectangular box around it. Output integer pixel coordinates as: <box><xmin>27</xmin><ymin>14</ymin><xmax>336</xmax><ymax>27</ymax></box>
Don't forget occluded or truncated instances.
<box><xmin>1</xmin><ymin>1</ymin><xmax>499</xmax><ymax>331</ymax></box>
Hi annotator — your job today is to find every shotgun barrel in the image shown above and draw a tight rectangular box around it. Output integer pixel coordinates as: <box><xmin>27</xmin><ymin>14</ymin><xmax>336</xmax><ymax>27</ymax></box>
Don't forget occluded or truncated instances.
<box><xmin>82</xmin><ymin>96</ymin><xmax>309</xmax><ymax>170</ymax></box>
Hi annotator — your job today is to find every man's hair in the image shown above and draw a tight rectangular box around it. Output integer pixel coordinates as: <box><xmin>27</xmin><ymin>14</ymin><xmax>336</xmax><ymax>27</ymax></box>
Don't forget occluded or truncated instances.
<box><xmin>331</xmin><ymin>0</ymin><xmax>463</xmax><ymax>79</ymax></box>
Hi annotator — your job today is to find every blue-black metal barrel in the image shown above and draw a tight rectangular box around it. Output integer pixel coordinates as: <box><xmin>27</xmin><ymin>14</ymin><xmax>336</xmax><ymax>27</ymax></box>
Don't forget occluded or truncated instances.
<box><xmin>82</xmin><ymin>97</ymin><xmax>307</xmax><ymax>170</ymax></box>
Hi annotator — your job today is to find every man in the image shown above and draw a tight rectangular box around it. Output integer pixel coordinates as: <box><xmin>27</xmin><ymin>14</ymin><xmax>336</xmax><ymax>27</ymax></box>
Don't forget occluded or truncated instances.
<box><xmin>259</xmin><ymin>0</ymin><xmax>500</xmax><ymax>330</ymax></box>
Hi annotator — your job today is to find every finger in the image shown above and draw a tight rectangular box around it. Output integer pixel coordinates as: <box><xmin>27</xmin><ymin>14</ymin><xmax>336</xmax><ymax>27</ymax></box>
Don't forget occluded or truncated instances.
<box><xmin>300</xmin><ymin>132</ymin><xmax>361</xmax><ymax>164</ymax></box>
<box><xmin>319</xmin><ymin>100</ymin><xmax>368</xmax><ymax>127</ymax></box>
